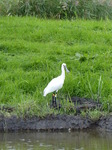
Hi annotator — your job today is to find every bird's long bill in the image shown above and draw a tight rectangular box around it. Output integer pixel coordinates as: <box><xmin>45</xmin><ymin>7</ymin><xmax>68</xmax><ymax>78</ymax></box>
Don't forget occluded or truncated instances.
<box><xmin>65</xmin><ymin>66</ymin><xmax>69</xmax><ymax>73</ymax></box>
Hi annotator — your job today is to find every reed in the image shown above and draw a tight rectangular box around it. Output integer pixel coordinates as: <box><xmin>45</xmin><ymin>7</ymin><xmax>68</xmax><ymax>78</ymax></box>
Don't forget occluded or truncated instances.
<box><xmin>0</xmin><ymin>0</ymin><xmax>112</xmax><ymax>19</ymax></box>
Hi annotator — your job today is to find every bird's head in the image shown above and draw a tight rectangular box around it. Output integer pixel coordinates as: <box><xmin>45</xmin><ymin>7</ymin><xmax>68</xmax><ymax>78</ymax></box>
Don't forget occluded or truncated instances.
<box><xmin>62</xmin><ymin>63</ymin><xmax>69</xmax><ymax>73</ymax></box>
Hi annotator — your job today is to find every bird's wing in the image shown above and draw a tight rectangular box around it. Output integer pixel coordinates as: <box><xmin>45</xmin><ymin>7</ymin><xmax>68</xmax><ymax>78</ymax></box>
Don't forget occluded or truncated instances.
<box><xmin>44</xmin><ymin>76</ymin><xmax>64</xmax><ymax>94</ymax></box>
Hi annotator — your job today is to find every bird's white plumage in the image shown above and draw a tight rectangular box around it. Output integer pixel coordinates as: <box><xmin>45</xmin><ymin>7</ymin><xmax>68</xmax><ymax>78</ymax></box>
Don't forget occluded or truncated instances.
<box><xmin>43</xmin><ymin>63</ymin><xmax>69</xmax><ymax>96</ymax></box>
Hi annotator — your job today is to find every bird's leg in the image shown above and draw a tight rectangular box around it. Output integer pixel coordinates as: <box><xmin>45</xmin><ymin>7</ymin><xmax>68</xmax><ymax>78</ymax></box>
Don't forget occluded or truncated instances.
<box><xmin>54</xmin><ymin>92</ymin><xmax>57</xmax><ymax>108</ymax></box>
<box><xmin>52</xmin><ymin>93</ymin><xmax>55</xmax><ymax>107</ymax></box>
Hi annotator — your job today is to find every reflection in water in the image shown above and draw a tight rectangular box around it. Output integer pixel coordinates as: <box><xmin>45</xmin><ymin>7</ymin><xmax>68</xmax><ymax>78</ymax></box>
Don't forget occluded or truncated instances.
<box><xmin>0</xmin><ymin>129</ymin><xmax>112</xmax><ymax>150</ymax></box>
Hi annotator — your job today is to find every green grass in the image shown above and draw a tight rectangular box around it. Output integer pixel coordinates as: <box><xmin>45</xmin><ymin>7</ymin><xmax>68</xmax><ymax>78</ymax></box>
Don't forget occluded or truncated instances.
<box><xmin>0</xmin><ymin>17</ymin><xmax>112</xmax><ymax>116</ymax></box>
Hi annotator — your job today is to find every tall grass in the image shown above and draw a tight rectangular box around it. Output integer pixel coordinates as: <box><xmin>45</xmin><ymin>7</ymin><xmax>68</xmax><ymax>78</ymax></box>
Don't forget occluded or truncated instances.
<box><xmin>0</xmin><ymin>0</ymin><xmax>112</xmax><ymax>19</ymax></box>
<box><xmin>0</xmin><ymin>17</ymin><xmax>112</xmax><ymax>116</ymax></box>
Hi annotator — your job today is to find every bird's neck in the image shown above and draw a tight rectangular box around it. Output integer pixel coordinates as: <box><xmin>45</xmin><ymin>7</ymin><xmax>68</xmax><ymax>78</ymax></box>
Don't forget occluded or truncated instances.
<box><xmin>61</xmin><ymin>66</ymin><xmax>65</xmax><ymax>80</ymax></box>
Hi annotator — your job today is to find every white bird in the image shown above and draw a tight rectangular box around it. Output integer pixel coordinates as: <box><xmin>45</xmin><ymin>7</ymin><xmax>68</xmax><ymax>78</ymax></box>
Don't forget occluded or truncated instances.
<box><xmin>43</xmin><ymin>63</ymin><xmax>69</xmax><ymax>107</ymax></box>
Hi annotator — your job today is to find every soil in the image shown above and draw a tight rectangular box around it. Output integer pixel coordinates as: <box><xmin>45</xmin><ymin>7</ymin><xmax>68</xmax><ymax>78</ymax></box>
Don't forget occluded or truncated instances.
<box><xmin>0</xmin><ymin>97</ymin><xmax>111</xmax><ymax>132</ymax></box>
<box><xmin>97</xmin><ymin>114</ymin><xmax>112</xmax><ymax>131</ymax></box>
<box><xmin>71</xmin><ymin>96</ymin><xmax>101</xmax><ymax>113</ymax></box>
<box><xmin>0</xmin><ymin>114</ymin><xmax>112</xmax><ymax>132</ymax></box>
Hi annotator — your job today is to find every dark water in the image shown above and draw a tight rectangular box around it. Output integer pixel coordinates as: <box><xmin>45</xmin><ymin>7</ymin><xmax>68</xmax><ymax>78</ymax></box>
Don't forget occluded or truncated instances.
<box><xmin>0</xmin><ymin>129</ymin><xmax>112</xmax><ymax>150</ymax></box>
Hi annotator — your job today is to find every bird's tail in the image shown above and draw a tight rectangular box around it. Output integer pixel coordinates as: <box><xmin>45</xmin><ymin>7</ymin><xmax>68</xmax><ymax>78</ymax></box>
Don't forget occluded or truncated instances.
<box><xmin>43</xmin><ymin>89</ymin><xmax>47</xmax><ymax>97</ymax></box>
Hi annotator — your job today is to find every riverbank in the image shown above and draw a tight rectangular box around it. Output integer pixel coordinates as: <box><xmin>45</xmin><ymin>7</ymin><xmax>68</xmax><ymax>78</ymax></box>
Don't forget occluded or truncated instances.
<box><xmin>0</xmin><ymin>17</ymin><xmax>112</xmax><ymax>114</ymax></box>
<box><xmin>0</xmin><ymin>114</ymin><xmax>112</xmax><ymax>132</ymax></box>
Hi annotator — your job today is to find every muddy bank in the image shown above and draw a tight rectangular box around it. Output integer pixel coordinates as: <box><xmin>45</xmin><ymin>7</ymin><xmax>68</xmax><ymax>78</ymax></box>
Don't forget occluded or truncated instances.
<box><xmin>0</xmin><ymin>114</ymin><xmax>112</xmax><ymax>132</ymax></box>
<box><xmin>0</xmin><ymin>97</ymin><xmax>111</xmax><ymax>132</ymax></box>
<box><xmin>97</xmin><ymin>114</ymin><xmax>112</xmax><ymax>131</ymax></box>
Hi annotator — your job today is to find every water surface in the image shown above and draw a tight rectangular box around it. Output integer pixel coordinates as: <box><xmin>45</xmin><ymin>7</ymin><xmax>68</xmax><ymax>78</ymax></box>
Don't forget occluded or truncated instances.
<box><xmin>0</xmin><ymin>129</ymin><xmax>112</xmax><ymax>150</ymax></box>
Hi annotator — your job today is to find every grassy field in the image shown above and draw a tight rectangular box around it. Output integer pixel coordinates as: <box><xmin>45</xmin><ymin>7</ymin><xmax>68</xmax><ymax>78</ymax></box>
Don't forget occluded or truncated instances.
<box><xmin>0</xmin><ymin>17</ymin><xmax>112</xmax><ymax>116</ymax></box>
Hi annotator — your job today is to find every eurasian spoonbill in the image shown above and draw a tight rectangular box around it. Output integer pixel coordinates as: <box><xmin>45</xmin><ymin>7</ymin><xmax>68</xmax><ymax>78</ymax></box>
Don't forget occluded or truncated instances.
<box><xmin>43</xmin><ymin>63</ymin><xmax>69</xmax><ymax>107</ymax></box>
